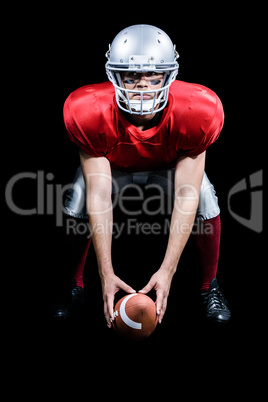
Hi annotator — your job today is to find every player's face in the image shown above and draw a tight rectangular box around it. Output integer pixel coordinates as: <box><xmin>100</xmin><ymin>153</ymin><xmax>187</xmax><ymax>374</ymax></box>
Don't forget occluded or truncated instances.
<box><xmin>121</xmin><ymin>71</ymin><xmax>164</xmax><ymax>101</ymax></box>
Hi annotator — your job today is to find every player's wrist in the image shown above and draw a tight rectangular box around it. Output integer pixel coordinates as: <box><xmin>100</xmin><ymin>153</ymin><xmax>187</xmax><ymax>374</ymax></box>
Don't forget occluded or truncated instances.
<box><xmin>159</xmin><ymin>261</ymin><xmax>178</xmax><ymax>276</ymax></box>
<box><xmin>98</xmin><ymin>264</ymin><xmax>114</xmax><ymax>279</ymax></box>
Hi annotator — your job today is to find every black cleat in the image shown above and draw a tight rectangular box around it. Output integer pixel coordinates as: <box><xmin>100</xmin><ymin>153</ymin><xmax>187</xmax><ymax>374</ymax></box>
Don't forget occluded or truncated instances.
<box><xmin>200</xmin><ymin>278</ymin><xmax>231</xmax><ymax>323</ymax></box>
<box><xmin>71</xmin><ymin>279</ymin><xmax>85</xmax><ymax>308</ymax></box>
<box><xmin>52</xmin><ymin>279</ymin><xmax>85</xmax><ymax>319</ymax></box>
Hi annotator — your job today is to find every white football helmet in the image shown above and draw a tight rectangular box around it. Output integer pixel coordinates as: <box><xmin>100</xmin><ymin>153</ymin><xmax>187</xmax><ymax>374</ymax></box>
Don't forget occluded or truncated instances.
<box><xmin>105</xmin><ymin>24</ymin><xmax>179</xmax><ymax>115</ymax></box>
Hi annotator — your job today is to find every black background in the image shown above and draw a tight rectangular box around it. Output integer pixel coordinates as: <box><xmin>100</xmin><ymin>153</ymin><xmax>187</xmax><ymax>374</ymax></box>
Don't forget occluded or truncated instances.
<box><xmin>5</xmin><ymin>6</ymin><xmax>264</xmax><ymax>377</ymax></box>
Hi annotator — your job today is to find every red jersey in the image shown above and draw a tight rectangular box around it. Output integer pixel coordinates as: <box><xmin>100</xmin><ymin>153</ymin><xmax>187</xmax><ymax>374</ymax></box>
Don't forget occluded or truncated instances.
<box><xmin>63</xmin><ymin>80</ymin><xmax>224</xmax><ymax>172</ymax></box>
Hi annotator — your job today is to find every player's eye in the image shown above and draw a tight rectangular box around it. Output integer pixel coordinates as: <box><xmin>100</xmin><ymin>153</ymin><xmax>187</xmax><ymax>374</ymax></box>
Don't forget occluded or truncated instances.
<box><xmin>147</xmin><ymin>73</ymin><xmax>163</xmax><ymax>85</ymax></box>
<box><xmin>123</xmin><ymin>78</ymin><xmax>135</xmax><ymax>84</ymax></box>
<box><xmin>122</xmin><ymin>72</ymin><xmax>163</xmax><ymax>85</ymax></box>
<box><xmin>150</xmin><ymin>79</ymin><xmax>161</xmax><ymax>85</ymax></box>
<box><xmin>145</xmin><ymin>72</ymin><xmax>157</xmax><ymax>77</ymax></box>
<box><xmin>123</xmin><ymin>72</ymin><xmax>138</xmax><ymax>84</ymax></box>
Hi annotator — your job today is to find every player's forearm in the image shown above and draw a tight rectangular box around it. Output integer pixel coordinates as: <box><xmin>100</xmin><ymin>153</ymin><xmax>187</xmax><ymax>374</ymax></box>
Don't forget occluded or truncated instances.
<box><xmin>160</xmin><ymin>152</ymin><xmax>205</xmax><ymax>275</ymax></box>
<box><xmin>160</xmin><ymin>198</ymin><xmax>198</xmax><ymax>274</ymax></box>
<box><xmin>87</xmin><ymin>196</ymin><xmax>114</xmax><ymax>277</ymax></box>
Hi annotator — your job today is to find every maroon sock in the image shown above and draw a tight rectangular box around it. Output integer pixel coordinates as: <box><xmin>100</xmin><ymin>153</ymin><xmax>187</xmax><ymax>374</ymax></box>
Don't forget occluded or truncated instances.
<box><xmin>194</xmin><ymin>214</ymin><xmax>221</xmax><ymax>291</ymax></box>
<box><xmin>72</xmin><ymin>237</ymin><xmax>92</xmax><ymax>289</ymax></box>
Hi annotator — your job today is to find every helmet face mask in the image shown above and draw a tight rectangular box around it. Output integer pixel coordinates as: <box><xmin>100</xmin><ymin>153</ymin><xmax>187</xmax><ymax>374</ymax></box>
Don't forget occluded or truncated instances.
<box><xmin>105</xmin><ymin>25</ymin><xmax>179</xmax><ymax>115</ymax></box>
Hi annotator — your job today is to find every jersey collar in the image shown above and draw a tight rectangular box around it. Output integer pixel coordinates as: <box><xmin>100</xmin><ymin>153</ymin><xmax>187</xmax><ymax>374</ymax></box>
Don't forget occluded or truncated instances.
<box><xmin>113</xmin><ymin>94</ymin><xmax>174</xmax><ymax>141</ymax></box>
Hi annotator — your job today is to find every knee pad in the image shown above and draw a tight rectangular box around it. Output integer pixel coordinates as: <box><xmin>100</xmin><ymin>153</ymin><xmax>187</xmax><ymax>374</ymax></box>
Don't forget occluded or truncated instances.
<box><xmin>196</xmin><ymin>172</ymin><xmax>220</xmax><ymax>221</ymax></box>
<box><xmin>64</xmin><ymin>166</ymin><xmax>88</xmax><ymax>219</ymax></box>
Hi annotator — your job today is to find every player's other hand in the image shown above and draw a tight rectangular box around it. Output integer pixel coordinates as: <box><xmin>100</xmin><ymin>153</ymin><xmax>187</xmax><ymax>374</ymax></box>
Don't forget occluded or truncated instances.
<box><xmin>100</xmin><ymin>273</ymin><xmax>136</xmax><ymax>328</ymax></box>
<box><xmin>139</xmin><ymin>269</ymin><xmax>174</xmax><ymax>323</ymax></box>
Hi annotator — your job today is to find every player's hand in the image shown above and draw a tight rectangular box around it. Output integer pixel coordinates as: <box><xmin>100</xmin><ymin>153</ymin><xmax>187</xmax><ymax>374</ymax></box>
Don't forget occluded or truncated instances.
<box><xmin>139</xmin><ymin>269</ymin><xmax>174</xmax><ymax>323</ymax></box>
<box><xmin>100</xmin><ymin>273</ymin><xmax>136</xmax><ymax>328</ymax></box>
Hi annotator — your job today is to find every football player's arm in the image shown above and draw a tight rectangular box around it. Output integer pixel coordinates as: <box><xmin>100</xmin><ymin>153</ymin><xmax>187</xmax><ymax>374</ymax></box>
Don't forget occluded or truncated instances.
<box><xmin>79</xmin><ymin>150</ymin><xmax>135</xmax><ymax>328</ymax></box>
<box><xmin>139</xmin><ymin>151</ymin><xmax>206</xmax><ymax>323</ymax></box>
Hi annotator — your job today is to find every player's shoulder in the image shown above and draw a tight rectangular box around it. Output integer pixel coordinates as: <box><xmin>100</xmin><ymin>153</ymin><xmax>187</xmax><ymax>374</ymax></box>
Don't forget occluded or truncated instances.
<box><xmin>169</xmin><ymin>80</ymin><xmax>224</xmax><ymax>133</ymax></box>
<box><xmin>64</xmin><ymin>81</ymin><xmax>114</xmax><ymax>115</ymax></box>
<box><xmin>63</xmin><ymin>82</ymin><xmax>115</xmax><ymax>156</ymax></box>
<box><xmin>170</xmin><ymin>80</ymin><xmax>222</xmax><ymax>111</ymax></box>
<box><xmin>169</xmin><ymin>80</ymin><xmax>224</xmax><ymax>156</ymax></box>
<box><xmin>63</xmin><ymin>81</ymin><xmax>115</xmax><ymax>137</ymax></box>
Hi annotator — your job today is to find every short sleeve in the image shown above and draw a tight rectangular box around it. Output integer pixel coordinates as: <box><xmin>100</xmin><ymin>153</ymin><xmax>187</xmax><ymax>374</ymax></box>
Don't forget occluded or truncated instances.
<box><xmin>178</xmin><ymin>94</ymin><xmax>224</xmax><ymax>157</ymax></box>
<box><xmin>63</xmin><ymin>94</ymin><xmax>107</xmax><ymax>157</ymax></box>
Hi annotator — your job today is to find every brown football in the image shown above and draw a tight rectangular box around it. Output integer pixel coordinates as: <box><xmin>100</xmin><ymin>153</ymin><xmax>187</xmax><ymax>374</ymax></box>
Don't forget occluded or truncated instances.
<box><xmin>112</xmin><ymin>293</ymin><xmax>158</xmax><ymax>341</ymax></box>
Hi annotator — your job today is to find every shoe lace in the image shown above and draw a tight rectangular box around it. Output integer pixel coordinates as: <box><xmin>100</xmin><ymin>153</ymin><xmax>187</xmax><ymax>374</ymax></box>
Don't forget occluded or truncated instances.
<box><xmin>204</xmin><ymin>288</ymin><xmax>226</xmax><ymax>310</ymax></box>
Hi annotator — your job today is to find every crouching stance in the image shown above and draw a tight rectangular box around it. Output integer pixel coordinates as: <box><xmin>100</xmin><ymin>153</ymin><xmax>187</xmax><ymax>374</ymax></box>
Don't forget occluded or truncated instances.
<box><xmin>56</xmin><ymin>24</ymin><xmax>231</xmax><ymax>325</ymax></box>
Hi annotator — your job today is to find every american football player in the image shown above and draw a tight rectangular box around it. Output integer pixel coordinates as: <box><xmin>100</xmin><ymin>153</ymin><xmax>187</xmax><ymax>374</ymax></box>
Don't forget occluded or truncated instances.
<box><xmin>59</xmin><ymin>24</ymin><xmax>231</xmax><ymax>325</ymax></box>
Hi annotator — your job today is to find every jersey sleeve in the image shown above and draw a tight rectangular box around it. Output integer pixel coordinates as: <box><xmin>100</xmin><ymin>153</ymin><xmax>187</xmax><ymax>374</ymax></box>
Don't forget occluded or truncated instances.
<box><xmin>63</xmin><ymin>92</ymin><xmax>107</xmax><ymax>157</ymax></box>
<box><xmin>178</xmin><ymin>93</ymin><xmax>224</xmax><ymax>157</ymax></box>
